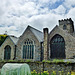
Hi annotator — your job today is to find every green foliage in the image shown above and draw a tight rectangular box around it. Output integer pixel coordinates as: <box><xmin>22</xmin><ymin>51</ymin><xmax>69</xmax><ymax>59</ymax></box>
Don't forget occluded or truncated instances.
<box><xmin>42</xmin><ymin>59</ymin><xmax>64</xmax><ymax>63</ymax></box>
<box><xmin>25</xmin><ymin>59</ymin><xmax>33</xmax><ymax>62</ymax></box>
<box><xmin>42</xmin><ymin>59</ymin><xmax>73</xmax><ymax>64</ymax></box>
<box><xmin>0</xmin><ymin>59</ymin><xmax>73</xmax><ymax>64</ymax></box>
<box><xmin>18</xmin><ymin>59</ymin><xmax>33</xmax><ymax>62</ymax></box>
<box><xmin>0</xmin><ymin>34</ymin><xmax>7</xmax><ymax>46</ymax></box>
<box><xmin>51</xmin><ymin>71</ymin><xmax>56</xmax><ymax>75</ymax></box>
<box><xmin>58</xmin><ymin>71</ymin><xmax>64</xmax><ymax>75</ymax></box>
<box><xmin>42</xmin><ymin>60</ymin><xmax>46</xmax><ymax>62</ymax></box>
<box><xmin>31</xmin><ymin>70</ymin><xmax>72</xmax><ymax>75</ymax></box>
<box><xmin>52</xmin><ymin>59</ymin><xmax>64</xmax><ymax>63</ymax></box>
<box><xmin>67</xmin><ymin>72</ymin><xmax>71</xmax><ymax>75</ymax></box>
<box><xmin>71</xmin><ymin>71</ymin><xmax>75</xmax><ymax>75</ymax></box>
<box><xmin>31</xmin><ymin>70</ymin><xmax>49</xmax><ymax>75</ymax></box>
<box><xmin>42</xmin><ymin>60</ymin><xmax>51</xmax><ymax>63</ymax></box>
<box><xmin>66</xmin><ymin>61</ymin><xmax>72</xmax><ymax>64</ymax></box>
<box><xmin>7</xmin><ymin>60</ymin><xmax>16</xmax><ymax>62</ymax></box>
<box><xmin>31</xmin><ymin>70</ymin><xmax>37</xmax><ymax>75</ymax></box>
<box><xmin>0</xmin><ymin>60</ymin><xmax>6</xmax><ymax>63</ymax></box>
<box><xmin>0</xmin><ymin>59</ymin><xmax>33</xmax><ymax>63</ymax></box>
<box><xmin>41</xmin><ymin>71</ymin><xmax>49</xmax><ymax>75</ymax></box>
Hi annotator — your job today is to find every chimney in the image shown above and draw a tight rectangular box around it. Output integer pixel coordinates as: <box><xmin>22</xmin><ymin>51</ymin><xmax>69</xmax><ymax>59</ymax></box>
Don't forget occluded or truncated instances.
<box><xmin>43</xmin><ymin>28</ymin><xmax>49</xmax><ymax>60</ymax></box>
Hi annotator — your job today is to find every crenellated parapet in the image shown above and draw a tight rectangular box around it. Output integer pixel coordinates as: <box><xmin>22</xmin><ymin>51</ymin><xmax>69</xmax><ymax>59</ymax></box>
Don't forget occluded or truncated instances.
<box><xmin>59</xmin><ymin>18</ymin><xmax>73</xmax><ymax>25</ymax></box>
<box><xmin>59</xmin><ymin>18</ymin><xmax>74</xmax><ymax>34</ymax></box>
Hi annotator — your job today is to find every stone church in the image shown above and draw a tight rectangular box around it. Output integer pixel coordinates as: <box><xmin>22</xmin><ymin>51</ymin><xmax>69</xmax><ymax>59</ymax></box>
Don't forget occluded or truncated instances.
<box><xmin>0</xmin><ymin>18</ymin><xmax>75</xmax><ymax>61</ymax></box>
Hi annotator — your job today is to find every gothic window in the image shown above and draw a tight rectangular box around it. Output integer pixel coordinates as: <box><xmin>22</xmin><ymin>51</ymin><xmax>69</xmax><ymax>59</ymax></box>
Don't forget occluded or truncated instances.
<box><xmin>50</xmin><ymin>34</ymin><xmax>65</xmax><ymax>59</ymax></box>
<box><xmin>63</xmin><ymin>24</ymin><xmax>66</xmax><ymax>30</ymax></box>
<box><xmin>23</xmin><ymin>39</ymin><xmax>34</xmax><ymax>59</ymax></box>
<box><xmin>4</xmin><ymin>45</ymin><xmax>11</xmax><ymax>60</ymax></box>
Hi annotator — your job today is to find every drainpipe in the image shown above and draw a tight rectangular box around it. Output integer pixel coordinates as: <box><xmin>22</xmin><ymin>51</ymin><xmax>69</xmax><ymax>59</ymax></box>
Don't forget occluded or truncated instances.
<box><xmin>40</xmin><ymin>42</ymin><xmax>43</xmax><ymax>61</ymax></box>
<box><xmin>13</xmin><ymin>45</ymin><xmax>17</xmax><ymax>60</ymax></box>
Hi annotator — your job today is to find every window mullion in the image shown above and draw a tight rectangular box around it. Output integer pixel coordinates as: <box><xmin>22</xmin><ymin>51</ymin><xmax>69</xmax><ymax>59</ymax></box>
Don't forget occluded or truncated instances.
<box><xmin>26</xmin><ymin>44</ymin><xmax>27</xmax><ymax>59</ymax></box>
<box><xmin>31</xmin><ymin>45</ymin><xmax>32</xmax><ymax>59</ymax></box>
<box><xmin>29</xmin><ymin>44</ymin><xmax>30</xmax><ymax>59</ymax></box>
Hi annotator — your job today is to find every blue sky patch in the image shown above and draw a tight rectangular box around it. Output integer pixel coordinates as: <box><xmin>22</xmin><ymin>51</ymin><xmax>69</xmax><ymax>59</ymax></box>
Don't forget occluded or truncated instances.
<box><xmin>49</xmin><ymin>0</ymin><xmax>65</xmax><ymax>9</ymax></box>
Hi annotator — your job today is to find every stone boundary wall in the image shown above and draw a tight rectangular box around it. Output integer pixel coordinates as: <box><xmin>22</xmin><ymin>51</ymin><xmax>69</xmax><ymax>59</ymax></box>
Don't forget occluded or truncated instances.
<box><xmin>0</xmin><ymin>62</ymin><xmax>75</xmax><ymax>74</ymax></box>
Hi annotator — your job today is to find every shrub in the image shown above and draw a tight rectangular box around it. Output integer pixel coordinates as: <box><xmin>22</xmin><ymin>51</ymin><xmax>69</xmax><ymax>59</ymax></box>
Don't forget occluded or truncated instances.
<box><xmin>51</xmin><ymin>71</ymin><xmax>56</xmax><ymax>75</ymax></box>
<box><xmin>31</xmin><ymin>70</ymin><xmax>37</xmax><ymax>75</ymax></box>
<box><xmin>0</xmin><ymin>34</ymin><xmax>7</xmax><ymax>46</ymax></box>
<box><xmin>52</xmin><ymin>59</ymin><xmax>64</xmax><ymax>63</ymax></box>
<box><xmin>31</xmin><ymin>70</ymin><xmax>72</xmax><ymax>75</ymax></box>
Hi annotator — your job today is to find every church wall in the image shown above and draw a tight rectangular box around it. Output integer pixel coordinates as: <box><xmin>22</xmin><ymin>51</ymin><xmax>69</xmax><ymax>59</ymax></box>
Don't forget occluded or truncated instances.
<box><xmin>65</xmin><ymin>35</ymin><xmax>75</xmax><ymax>58</ymax></box>
<box><xmin>17</xmin><ymin>28</ymin><xmax>41</xmax><ymax>61</ymax></box>
<box><xmin>0</xmin><ymin>37</ymin><xmax>15</xmax><ymax>60</ymax></box>
<box><xmin>49</xmin><ymin>26</ymin><xmax>75</xmax><ymax>59</ymax></box>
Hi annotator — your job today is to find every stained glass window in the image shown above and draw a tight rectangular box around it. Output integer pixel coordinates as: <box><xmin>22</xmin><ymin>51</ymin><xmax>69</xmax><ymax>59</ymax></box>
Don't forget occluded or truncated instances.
<box><xmin>50</xmin><ymin>34</ymin><xmax>65</xmax><ymax>59</ymax></box>
<box><xmin>23</xmin><ymin>39</ymin><xmax>34</xmax><ymax>59</ymax></box>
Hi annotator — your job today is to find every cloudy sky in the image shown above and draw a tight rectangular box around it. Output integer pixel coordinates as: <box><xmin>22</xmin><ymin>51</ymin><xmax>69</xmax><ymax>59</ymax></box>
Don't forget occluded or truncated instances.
<box><xmin>0</xmin><ymin>0</ymin><xmax>75</xmax><ymax>37</ymax></box>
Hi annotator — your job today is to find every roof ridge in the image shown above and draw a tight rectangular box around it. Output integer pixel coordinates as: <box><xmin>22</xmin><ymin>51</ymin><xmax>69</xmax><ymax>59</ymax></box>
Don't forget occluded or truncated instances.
<box><xmin>8</xmin><ymin>35</ymin><xmax>18</xmax><ymax>38</ymax></box>
<box><xmin>50</xmin><ymin>25</ymin><xmax>58</xmax><ymax>34</ymax></box>
<box><xmin>9</xmin><ymin>36</ymin><xmax>19</xmax><ymax>45</ymax></box>
<box><xmin>28</xmin><ymin>25</ymin><xmax>43</xmax><ymax>33</ymax></box>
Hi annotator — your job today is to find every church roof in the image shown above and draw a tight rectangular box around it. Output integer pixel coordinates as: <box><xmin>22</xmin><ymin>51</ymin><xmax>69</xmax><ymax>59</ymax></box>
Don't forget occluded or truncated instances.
<box><xmin>0</xmin><ymin>35</ymin><xmax>19</xmax><ymax>47</ymax></box>
<box><xmin>26</xmin><ymin>25</ymin><xmax>43</xmax><ymax>42</ymax></box>
<box><xmin>28</xmin><ymin>26</ymin><xmax>43</xmax><ymax>42</ymax></box>
<box><xmin>9</xmin><ymin>36</ymin><xmax>19</xmax><ymax>45</ymax></box>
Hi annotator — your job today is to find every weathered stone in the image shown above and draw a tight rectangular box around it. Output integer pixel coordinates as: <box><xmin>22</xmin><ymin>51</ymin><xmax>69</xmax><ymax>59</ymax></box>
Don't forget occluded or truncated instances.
<box><xmin>0</xmin><ymin>18</ymin><xmax>75</xmax><ymax>61</ymax></box>
<box><xmin>0</xmin><ymin>37</ymin><xmax>15</xmax><ymax>60</ymax></box>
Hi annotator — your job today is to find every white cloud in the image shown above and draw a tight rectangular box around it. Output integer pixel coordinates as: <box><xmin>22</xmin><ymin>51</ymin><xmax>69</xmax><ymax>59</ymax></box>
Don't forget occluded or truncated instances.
<box><xmin>38</xmin><ymin>0</ymin><xmax>60</xmax><ymax>4</ymax></box>
<box><xmin>38</xmin><ymin>0</ymin><xmax>50</xmax><ymax>3</ymax></box>
<box><xmin>66</xmin><ymin>8</ymin><xmax>75</xmax><ymax>28</ymax></box>
<box><xmin>51</xmin><ymin>5</ymin><xmax>66</xmax><ymax>15</ymax></box>
<box><xmin>0</xmin><ymin>0</ymin><xmax>75</xmax><ymax>37</ymax></box>
<box><xmin>67</xmin><ymin>8</ymin><xmax>75</xmax><ymax>17</ymax></box>
<box><xmin>64</xmin><ymin>0</ymin><xmax>75</xmax><ymax>8</ymax></box>
<box><xmin>28</xmin><ymin>13</ymin><xmax>64</xmax><ymax>32</ymax></box>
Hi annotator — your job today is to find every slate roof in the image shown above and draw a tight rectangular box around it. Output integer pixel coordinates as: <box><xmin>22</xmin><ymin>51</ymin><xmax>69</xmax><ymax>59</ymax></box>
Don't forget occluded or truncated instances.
<box><xmin>27</xmin><ymin>26</ymin><xmax>43</xmax><ymax>42</ymax></box>
<box><xmin>9</xmin><ymin>35</ymin><xmax>19</xmax><ymax>45</ymax></box>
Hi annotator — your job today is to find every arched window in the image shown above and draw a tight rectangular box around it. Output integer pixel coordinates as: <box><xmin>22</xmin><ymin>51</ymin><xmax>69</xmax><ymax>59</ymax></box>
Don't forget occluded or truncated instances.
<box><xmin>23</xmin><ymin>39</ymin><xmax>34</xmax><ymax>59</ymax></box>
<box><xmin>50</xmin><ymin>34</ymin><xmax>65</xmax><ymax>59</ymax></box>
<box><xmin>4</xmin><ymin>45</ymin><xmax>11</xmax><ymax>60</ymax></box>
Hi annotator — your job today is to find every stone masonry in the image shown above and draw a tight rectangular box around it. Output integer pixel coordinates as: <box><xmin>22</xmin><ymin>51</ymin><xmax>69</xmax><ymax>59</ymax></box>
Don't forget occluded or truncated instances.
<box><xmin>43</xmin><ymin>28</ymin><xmax>49</xmax><ymax>60</ymax></box>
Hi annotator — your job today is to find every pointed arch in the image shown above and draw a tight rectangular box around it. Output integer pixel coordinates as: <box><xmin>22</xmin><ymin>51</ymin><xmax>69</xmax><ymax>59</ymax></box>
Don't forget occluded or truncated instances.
<box><xmin>23</xmin><ymin>38</ymin><xmax>35</xmax><ymax>59</ymax></box>
<box><xmin>50</xmin><ymin>34</ymin><xmax>66</xmax><ymax>59</ymax></box>
<box><xmin>4</xmin><ymin>45</ymin><xmax>11</xmax><ymax>60</ymax></box>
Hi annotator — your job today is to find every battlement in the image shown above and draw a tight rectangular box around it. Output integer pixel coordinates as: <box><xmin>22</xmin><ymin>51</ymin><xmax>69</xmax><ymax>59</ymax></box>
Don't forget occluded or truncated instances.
<box><xmin>59</xmin><ymin>18</ymin><xmax>72</xmax><ymax>22</ymax></box>
<box><xmin>59</xmin><ymin>18</ymin><xmax>74</xmax><ymax>33</ymax></box>
<box><xmin>59</xmin><ymin>18</ymin><xmax>73</xmax><ymax>25</ymax></box>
